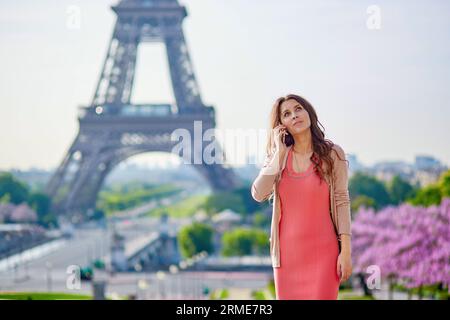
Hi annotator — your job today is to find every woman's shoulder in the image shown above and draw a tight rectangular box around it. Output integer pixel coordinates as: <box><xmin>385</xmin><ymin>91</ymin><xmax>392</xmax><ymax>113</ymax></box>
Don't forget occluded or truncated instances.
<box><xmin>330</xmin><ymin>143</ymin><xmax>346</xmax><ymax>161</ymax></box>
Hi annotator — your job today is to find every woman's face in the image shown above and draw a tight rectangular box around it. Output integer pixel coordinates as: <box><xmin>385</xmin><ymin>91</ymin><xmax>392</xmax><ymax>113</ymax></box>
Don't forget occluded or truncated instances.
<box><xmin>279</xmin><ymin>99</ymin><xmax>310</xmax><ymax>135</ymax></box>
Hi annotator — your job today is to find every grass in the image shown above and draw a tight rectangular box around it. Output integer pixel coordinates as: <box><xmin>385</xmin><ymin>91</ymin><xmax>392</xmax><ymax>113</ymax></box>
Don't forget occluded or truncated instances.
<box><xmin>338</xmin><ymin>289</ymin><xmax>375</xmax><ymax>300</ymax></box>
<box><xmin>210</xmin><ymin>288</ymin><xmax>229</xmax><ymax>300</ymax></box>
<box><xmin>146</xmin><ymin>194</ymin><xmax>209</xmax><ymax>218</ymax></box>
<box><xmin>339</xmin><ymin>294</ymin><xmax>375</xmax><ymax>300</ymax></box>
<box><xmin>97</xmin><ymin>183</ymin><xmax>183</xmax><ymax>216</ymax></box>
<box><xmin>391</xmin><ymin>283</ymin><xmax>449</xmax><ymax>300</ymax></box>
<box><xmin>0</xmin><ymin>292</ymin><xmax>93</xmax><ymax>300</ymax></box>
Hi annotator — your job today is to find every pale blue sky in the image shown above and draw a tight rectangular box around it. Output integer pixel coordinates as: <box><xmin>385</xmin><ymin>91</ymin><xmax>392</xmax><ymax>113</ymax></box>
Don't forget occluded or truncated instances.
<box><xmin>1</xmin><ymin>0</ymin><xmax>449</xmax><ymax>170</ymax></box>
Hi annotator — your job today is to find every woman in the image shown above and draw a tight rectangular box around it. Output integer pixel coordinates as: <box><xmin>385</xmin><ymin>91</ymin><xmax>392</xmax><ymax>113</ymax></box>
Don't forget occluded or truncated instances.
<box><xmin>251</xmin><ymin>94</ymin><xmax>352</xmax><ymax>300</ymax></box>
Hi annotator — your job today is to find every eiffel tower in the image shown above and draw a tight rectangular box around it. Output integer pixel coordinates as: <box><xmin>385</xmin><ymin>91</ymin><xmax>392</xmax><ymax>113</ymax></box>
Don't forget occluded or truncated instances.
<box><xmin>45</xmin><ymin>0</ymin><xmax>239</xmax><ymax>220</ymax></box>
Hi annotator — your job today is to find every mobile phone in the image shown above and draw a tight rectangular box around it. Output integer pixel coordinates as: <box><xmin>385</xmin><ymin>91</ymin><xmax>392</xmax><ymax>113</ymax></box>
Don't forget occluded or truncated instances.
<box><xmin>284</xmin><ymin>131</ymin><xmax>294</xmax><ymax>146</ymax></box>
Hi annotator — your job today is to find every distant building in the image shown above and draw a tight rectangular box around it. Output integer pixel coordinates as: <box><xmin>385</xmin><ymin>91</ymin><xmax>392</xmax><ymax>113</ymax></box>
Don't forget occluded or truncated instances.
<box><xmin>212</xmin><ymin>209</ymin><xmax>242</xmax><ymax>231</ymax></box>
<box><xmin>193</xmin><ymin>209</ymin><xmax>209</xmax><ymax>223</ymax></box>
<box><xmin>211</xmin><ymin>209</ymin><xmax>242</xmax><ymax>253</ymax></box>
<box><xmin>361</xmin><ymin>155</ymin><xmax>448</xmax><ymax>188</ymax></box>
<box><xmin>411</xmin><ymin>156</ymin><xmax>448</xmax><ymax>187</ymax></box>
<box><xmin>111</xmin><ymin>231</ymin><xmax>127</xmax><ymax>272</ymax></box>
<box><xmin>414</xmin><ymin>155</ymin><xmax>446</xmax><ymax>171</ymax></box>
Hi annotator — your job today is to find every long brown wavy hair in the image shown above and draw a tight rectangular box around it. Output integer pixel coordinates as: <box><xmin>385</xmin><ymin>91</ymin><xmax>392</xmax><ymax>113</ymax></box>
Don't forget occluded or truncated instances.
<box><xmin>266</xmin><ymin>93</ymin><xmax>348</xmax><ymax>188</ymax></box>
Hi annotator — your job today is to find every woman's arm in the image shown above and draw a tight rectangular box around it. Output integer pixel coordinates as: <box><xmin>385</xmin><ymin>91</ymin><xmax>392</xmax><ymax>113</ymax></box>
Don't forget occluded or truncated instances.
<box><xmin>251</xmin><ymin>149</ymin><xmax>287</xmax><ymax>202</ymax></box>
<box><xmin>333</xmin><ymin>144</ymin><xmax>352</xmax><ymax>238</ymax></box>
<box><xmin>333</xmin><ymin>144</ymin><xmax>353</xmax><ymax>282</ymax></box>
<box><xmin>337</xmin><ymin>233</ymin><xmax>352</xmax><ymax>282</ymax></box>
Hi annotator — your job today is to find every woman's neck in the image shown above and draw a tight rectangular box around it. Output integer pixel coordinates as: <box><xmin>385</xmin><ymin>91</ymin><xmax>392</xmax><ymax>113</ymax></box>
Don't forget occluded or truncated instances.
<box><xmin>292</xmin><ymin>130</ymin><xmax>313</xmax><ymax>155</ymax></box>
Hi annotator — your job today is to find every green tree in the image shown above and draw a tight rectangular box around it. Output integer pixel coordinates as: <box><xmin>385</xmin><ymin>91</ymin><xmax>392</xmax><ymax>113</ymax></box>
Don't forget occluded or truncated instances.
<box><xmin>202</xmin><ymin>192</ymin><xmax>245</xmax><ymax>216</ymax></box>
<box><xmin>404</xmin><ymin>170</ymin><xmax>450</xmax><ymax>207</ymax></box>
<box><xmin>349</xmin><ymin>172</ymin><xmax>391</xmax><ymax>210</ymax></box>
<box><xmin>221</xmin><ymin>228</ymin><xmax>268</xmax><ymax>256</ymax></box>
<box><xmin>0</xmin><ymin>172</ymin><xmax>29</xmax><ymax>204</ymax></box>
<box><xmin>407</xmin><ymin>184</ymin><xmax>442</xmax><ymax>207</ymax></box>
<box><xmin>28</xmin><ymin>192</ymin><xmax>51</xmax><ymax>217</ymax></box>
<box><xmin>387</xmin><ymin>175</ymin><xmax>416</xmax><ymax>205</ymax></box>
<box><xmin>0</xmin><ymin>193</ymin><xmax>11</xmax><ymax>204</ymax></box>
<box><xmin>232</xmin><ymin>186</ymin><xmax>268</xmax><ymax>214</ymax></box>
<box><xmin>28</xmin><ymin>192</ymin><xmax>57</xmax><ymax>228</ymax></box>
<box><xmin>267</xmin><ymin>279</ymin><xmax>276</xmax><ymax>299</ymax></box>
<box><xmin>177</xmin><ymin>222</ymin><xmax>214</xmax><ymax>258</ymax></box>
<box><xmin>351</xmin><ymin>195</ymin><xmax>376</xmax><ymax>213</ymax></box>
<box><xmin>438</xmin><ymin>170</ymin><xmax>450</xmax><ymax>198</ymax></box>
<box><xmin>252</xmin><ymin>211</ymin><xmax>270</xmax><ymax>228</ymax></box>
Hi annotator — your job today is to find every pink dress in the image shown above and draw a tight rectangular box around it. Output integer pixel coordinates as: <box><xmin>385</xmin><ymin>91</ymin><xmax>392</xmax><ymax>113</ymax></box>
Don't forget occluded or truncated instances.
<box><xmin>273</xmin><ymin>148</ymin><xmax>340</xmax><ymax>299</ymax></box>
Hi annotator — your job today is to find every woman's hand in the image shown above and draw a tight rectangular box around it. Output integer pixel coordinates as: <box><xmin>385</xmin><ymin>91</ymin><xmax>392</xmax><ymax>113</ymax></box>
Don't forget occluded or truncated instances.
<box><xmin>273</xmin><ymin>124</ymin><xmax>289</xmax><ymax>155</ymax></box>
<box><xmin>337</xmin><ymin>251</ymin><xmax>352</xmax><ymax>283</ymax></box>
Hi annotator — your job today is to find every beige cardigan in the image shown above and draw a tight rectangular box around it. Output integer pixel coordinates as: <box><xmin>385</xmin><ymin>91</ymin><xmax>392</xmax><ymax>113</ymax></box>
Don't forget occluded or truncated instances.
<box><xmin>251</xmin><ymin>144</ymin><xmax>352</xmax><ymax>268</ymax></box>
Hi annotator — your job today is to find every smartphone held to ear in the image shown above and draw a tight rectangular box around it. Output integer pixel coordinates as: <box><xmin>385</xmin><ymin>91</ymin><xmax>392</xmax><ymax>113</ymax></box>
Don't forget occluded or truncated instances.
<box><xmin>284</xmin><ymin>131</ymin><xmax>294</xmax><ymax>146</ymax></box>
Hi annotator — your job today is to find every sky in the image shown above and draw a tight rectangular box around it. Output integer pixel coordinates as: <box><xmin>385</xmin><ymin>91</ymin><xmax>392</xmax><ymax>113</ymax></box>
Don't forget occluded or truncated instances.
<box><xmin>1</xmin><ymin>0</ymin><xmax>449</xmax><ymax>171</ymax></box>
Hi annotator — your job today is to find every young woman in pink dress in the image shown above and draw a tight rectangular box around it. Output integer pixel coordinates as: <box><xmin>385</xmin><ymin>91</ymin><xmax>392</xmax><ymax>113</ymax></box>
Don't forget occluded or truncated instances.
<box><xmin>256</xmin><ymin>94</ymin><xmax>353</xmax><ymax>299</ymax></box>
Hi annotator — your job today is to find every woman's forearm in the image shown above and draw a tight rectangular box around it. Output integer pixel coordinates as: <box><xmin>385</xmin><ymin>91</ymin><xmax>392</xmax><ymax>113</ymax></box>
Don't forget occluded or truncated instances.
<box><xmin>339</xmin><ymin>234</ymin><xmax>352</xmax><ymax>255</ymax></box>
<box><xmin>251</xmin><ymin>149</ymin><xmax>286</xmax><ymax>202</ymax></box>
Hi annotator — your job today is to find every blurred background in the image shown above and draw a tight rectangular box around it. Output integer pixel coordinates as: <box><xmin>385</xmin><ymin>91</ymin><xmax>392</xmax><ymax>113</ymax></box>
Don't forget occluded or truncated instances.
<box><xmin>0</xmin><ymin>0</ymin><xmax>449</xmax><ymax>300</ymax></box>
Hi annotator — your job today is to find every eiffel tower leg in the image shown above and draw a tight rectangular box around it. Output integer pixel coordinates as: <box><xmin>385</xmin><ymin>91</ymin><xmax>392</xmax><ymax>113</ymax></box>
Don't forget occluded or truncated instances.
<box><xmin>77</xmin><ymin>151</ymin><xmax>131</xmax><ymax>214</ymax></box>
<box><xmin>75</xmin><ymin>159</ymin><xmax>114</xmax><ymax>215</ymax></box>
<box><xmin>62</xmin><ymin>149</ymin><xmax>112</xmax><ymax>214</ymax></box>
<box><xmin>92</xmin><ymin>23</ymin><xmax>139</xmax><ymax>105</ymax></box>
<box><xmin>59</xmin><ymin>147</ymin><xmax>133</xmax><ymax>217</ymax></box>
<box><xmin>113</xmin><ymin>39</ymin><xmax>138</xmax><ymax>104</ymax></box>
<box><xmin>45</xmin><ymin>136</ymin><xmax>82</xmax><ymax>197</ymax></box>
<box><xmin>91</xmin><ymin>24</ymin><xmax>118</xmax><ymax>106</ymax></box>
<box><xmin>165</xmin><ymin>28</ymin><xmax>203</xmax><ymax>112</ymax></box>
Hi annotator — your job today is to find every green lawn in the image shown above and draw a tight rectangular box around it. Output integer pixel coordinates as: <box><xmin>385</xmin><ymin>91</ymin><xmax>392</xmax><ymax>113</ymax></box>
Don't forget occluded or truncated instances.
<box><xmin>146</xmin><ymin>194</ymin><xmax>209</xmax><ymax>218</ymax></box>
<box><xmin>338</xmin><ymin>289</ymin><xmax>375</xmax><ymax>300</ymax></box>
<box><xmin>0</xmin><ymin>292</ymin><xmax>93</xmax><ymax>300</ymax></box>
<box><xmin>97</xmin><ymin>183</ymin><xmax>183</xmax><ymax>216</ymax></box>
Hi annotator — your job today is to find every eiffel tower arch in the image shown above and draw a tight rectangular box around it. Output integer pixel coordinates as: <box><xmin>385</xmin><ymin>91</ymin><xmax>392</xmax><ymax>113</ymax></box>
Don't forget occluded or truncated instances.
<box><xmin>46</xmin><ymin>0</ymin><xmax>240</xmax><ymax>219</ymax></box>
